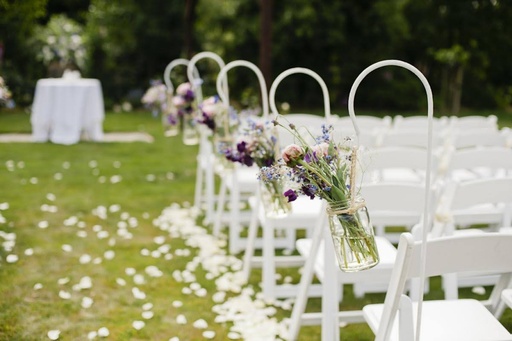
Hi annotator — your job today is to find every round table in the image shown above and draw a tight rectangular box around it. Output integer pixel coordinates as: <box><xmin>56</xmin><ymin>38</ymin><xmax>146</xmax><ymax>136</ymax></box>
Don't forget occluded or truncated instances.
<box><xmin>31</xmin><ymin>78</ymin><xmax>105</xmax><ymax>145</ymax></box>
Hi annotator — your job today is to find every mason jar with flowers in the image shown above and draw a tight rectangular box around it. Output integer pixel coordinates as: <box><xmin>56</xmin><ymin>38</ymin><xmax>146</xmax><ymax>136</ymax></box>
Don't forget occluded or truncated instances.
<box><xmin>270</xmin><ymin>120</ymin><xmax>379</xmax><ymax>272</ymax></box>
<box><xmin>173</xmin><ymin>82</ymin><xmax>199</xmax><ymax>145</ymax></box>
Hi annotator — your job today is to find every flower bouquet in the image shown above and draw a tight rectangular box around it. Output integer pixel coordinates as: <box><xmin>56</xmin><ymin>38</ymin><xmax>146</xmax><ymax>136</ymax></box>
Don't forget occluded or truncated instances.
<box><xmin>223</xmin><ymin>119</ymin><xmax>291</xmax><ymax>218</ymax></box>
<box><xmin>141</xmin><ymin>80</ymin><xmax>167</xmax><ymax>118</ymax></box>
<box><xmin>197</xmin><ymin>96</ymin><xmax>240</xmax><ymax>169</ymax></box>
<box><xmin>269</xmin><ymin>119</ymin><xmax>379</xmax><ymax>272</ymax></box>
<box><xmin>0</xmin><ymin>77</ymin><xmax>13</xmax><ymax>108</ymax></box>
<box><xmin>173</xmin><ymin>82</ymin><xmax>199</xmax><ymax>145</ymax></box>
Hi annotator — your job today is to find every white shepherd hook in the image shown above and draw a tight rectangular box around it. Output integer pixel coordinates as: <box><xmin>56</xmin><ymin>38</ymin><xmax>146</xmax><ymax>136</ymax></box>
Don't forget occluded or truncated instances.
<box><xmin>348</xmin><ymin>59</ymin><xmax>434</xmax><ymax>341</ymax></box>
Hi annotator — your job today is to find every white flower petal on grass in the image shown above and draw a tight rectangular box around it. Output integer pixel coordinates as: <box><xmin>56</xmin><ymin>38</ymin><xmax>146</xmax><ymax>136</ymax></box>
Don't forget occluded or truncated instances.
<box><xmin>113</xmin><ymin>161</ymin><xmax>121</xmax><ymax>168</ymax></box>
<box><xmin>150</xmin><ymin>250</ymin><xmax>161</xmax><ymax>258</ymax></box>
<box><xmin>133</xmin><ymin>274</ymin><xmax>145</xmax><ymax>285</ymax></box>
<box><xmin>227</xmin><ymin>332</ymin><xmax>241</xmax><ymax>339</ymax></box>
<box><xmin>192</xmin><ymin>319</ymin><xmax>208</xmax><ymax>329</ymax></box>
<box><xmin>29</xmin><ymin>177</ymin><xmax>38</xmax><ymax>184</ymax></box>
<box><xmin>110</xmin><ymin>175</ymin><xmax>122</xmax><ymax>184</ymax></box>
<box><xmin>97</xmin><ymin>327</ymin><xmax>109</xmax><ymax>337</ymax></box>
<box><xmin>78</xmin><ymin>276</ymin><xmax>92</xmax><ymax>290</ymax></box>
<box><xmin>88</xmin><ymin>160</ymin><xmax>98</xmax><ymax>168</ymax></box>
<box><xmin>46</xmin><ymin>193</ymin><xmax>56</xmax><ymax>201</ymax></box>
<box><xmin>132</xmin><ymin>287</ymin><xmax>146</xmax><ymax>300</ymax></box>
<box><xmin>172</xmin><ymin>300</ymin><xmax>183</xmax><ymax>308</ymax></box>
<box><xmin>164</xmin><ymin>254</ymin><xmax>173</xmax><ymax>260</ymax></box>
<box><xmin>24</xmin><ymin>248</ymin><xmax>34</xmax><ymax>256</ymax></box>
<box><xmin>97</xmin><ymin>231</ymin><xmax>109</xmax><ymax>239</ymax></box>
<box><xmin>181</xmin><ymin>287</ymin><xmax>192</xmax><ymax>295</ymax></box>
<box><xmin>202</xmin><ymin>331</ymin><xmax>215</xmax><ymax>339</ymax></box>
<box><xmin>140</xmin><ymin>248</ymin><xmax>150</xmax><ymax>256</ymax></box>
<box><xmin>116</xmin><ymin>278</ymin><xmax>126</xmax><ymax>286</ymax></box>
<box><xmin>153</xmin><ymin>236</ymin><xmax>165</xmax><ymax>245</ymax></box>
<box><xmin>195</xmin><ymin>288</ymin><xmax>207</xmax><ymax>297</ymax></box>
<box><xmin>79</xmin><ymin>254</ymin><xmax>92</xmax><ymax>264</ymax></box>
<box><xmin>176</xmin><ymin>314</ymin><xmax>187</xmax><ymax>325</ymax></box>
<box><xmin>146</xmin><ymin>174</ymin><xmax>156</xmax><ymax>182</ymax></box>
<box><xmin>109</xmin><ymin>204</ymin><xmax>121</xmax><ymax>213</ymax></box>
<box><xmin>145</xmin><ymin>265</ymin><xmax>163</xmax><ymax>277</ymax></box>
<box><xmin>87</xmin><ymin>331</ymin><xmax>97</xmax><ymax>340</ymax></box>
<box><xmin>93</xmin><ymin>257</ymin><xmax>102</xmax><ymax>264</ymax></box>
<box><xmin>57</xmin><ymin>277</ymin><xmax>70</xmax><ymax>285</ymax></box>
<box><xmin>190</xmin><ymin>282</ymin><xmax>201</xmax><ymax>291</ymax></box>
<box><xmin>472</xmin><ymin>286</ymin><xmax>486</xmax><ymax>295</ymax></box>
<box><xmin>98</xmin><ymin>176</ymin><xmax>106</xmax><ymax>183</ymax></box>
<box><xmin>76</xmin><ymin>231</ymin><xmax>87</xmax><ymax>238</ymax></box>
<box><xmin>47</xmin><ymin>329</ymin><xmax>60</xmax><ymax>340</ymax></box>
<box><xmin>34</xmin><ymin>283</ymin><xmax>43</xmax><ymax>290</ymax></box>
<box><xmin>59</xmin><ymin>290</ymin><xmax>71</xmax><ymax>299</ymax></box>
<box><xmin>62</xmin><ymin>161</ymin><xmax>70</xmax><ymax>169</ymax></box>
<box><xmin>142</xmin><ymin>302</ymin><xmax>153</xmax><ymax>311</ymax></box>
<box><xmin>81</xmin><ymin>296</ymin><xmax>93</xmax><ymax>308</ymax></box>
<box><xmin>61</xmin><ymin>244</ymin><xmax>72</xmax><ymax>252</ymax></box>
<box><xmin>168</xmin><ymin>337</ymin><xmax>179</xmax><ymax>341</ymax></box>
<box><xmin>38</xmin><ymin>221</ymin><xmax>49</xmax><ymax>229</ymax></box>
<box><xmin>141</xmin><ymin>311</ymin><xmax>154</xmax><ymax>319</ymax></box>
<box><xmin>125</xmin><ymin>267</ymin><xmax>136</xmax><ymax>276</ymax></box>
<box><xmin>103</xmin><ymin>250</ymin><xmax>115</xmax><ymax>260</ymax></box>
<box><xmin>132</xmin><ymin>320</ymin><xmax>145</xmax><ymax>330</ymax></box>
<box><xmin>54</xmin><ymin>173</ymin><xmax>63</xmax><ymax>180</ymax></box>
<box><xmin>0</xmin><ymin>202</ymin><xmax>9</xmax><ymax>210</ymax></box>
<box><xmin>212</xmin><ymin>291</ymin><xmax>226</xmax><ymax>303</ymax></box>
<box><xmin>6</xmin><ymin>254</ymin><xmax>18</xmax><ymax>263</ymax></box>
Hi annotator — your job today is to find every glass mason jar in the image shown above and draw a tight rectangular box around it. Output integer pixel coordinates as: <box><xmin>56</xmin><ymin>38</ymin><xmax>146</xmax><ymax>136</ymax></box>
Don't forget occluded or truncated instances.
<box><xmin>260</xmin><ymin>179</ymin><xmax>291</xmax><ymax>218</ymax></box>
<box><xmin>163</xmin><ymin>92</ymin><xmax>179</xmax><ymax>137</ymax></box>
<box><xmin>182</xmin><ymin>113</ymin><xmax>200</xmax><ymax>145</ymax></box>
<box><xmin>326</xmin><ymin>198</ymin><xmax>379</xmax><ymax>272</ymax></box>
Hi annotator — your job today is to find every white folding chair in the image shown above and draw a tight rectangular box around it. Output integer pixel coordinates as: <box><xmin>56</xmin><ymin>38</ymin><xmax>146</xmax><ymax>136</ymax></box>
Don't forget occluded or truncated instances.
<box><xmin>392</xmin><ymin>115</ymin><xmax>449</xmax><ymax>132</ymax></box>
<box><xmin>242</xmin><ymin>67</ymin><xmax>332</xmax><ymax>300</ymax></box>
<box><xmin>448</xmin><ymin>114</ymin><xmax>498</xmax><ymax>133</ymax></box>
<box><xmin>186</xmin><ymin>52</ymin><xmax>227</xmax><ymax>224</ymax></box>
<box><xmin>363</xmin><ymin>232</ymin><xmax>512</xmax><ymax>341</ymax></box>
<box><xmin>448</xmin><ymin>128</ymin><xmax>512</xmax><ymax>150</ymax></box>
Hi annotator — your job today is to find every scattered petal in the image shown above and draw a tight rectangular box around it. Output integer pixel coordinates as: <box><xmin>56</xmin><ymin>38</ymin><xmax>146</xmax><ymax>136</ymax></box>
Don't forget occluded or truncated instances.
<box><xmin>57</xmin><ymin>277</ymin><xmax>70</xmax><ymax>285</ymax></box>
<box><xmin>47</xmin><ymin>329</ymin><xmax>60</xmax><ymax>340</ymax></box>
<box><xmin>79</xmin><ymin>254</ymin><xmax>91</xmax><ymax>264</ymax></box>
<box><xmin>176</xmin><ymin>314</ymin><xmax>187</xmax><ymax>324</ymax></box>
<box><xmin>141</xmin><ymin>311</ymin><xmax>153</xmax><ymax>319</ymax></box>
<box><xmin>97</xmin><ymin>327</ymin><xmax>109</xmax><ymax>337</ymax></box>
<box><xmin>472</xmin><ymin>286</ymin><xmax>486</xmax><ymax>295</ymax></box>
<box><xmin>172</xmin><ymin>300</ymin><xmax>183</xmax><ymax>308</ymax></box>
<box><xmin>142</xmin><ymin>302</ymin><xmax>153</xmax><ymax>311</ymax></box>
<box><xmin>34</xmin><ymin>283</ymin><xmax>43</xmax><ymax>290</ymax></box>
<box><xmin>87</xmin><ymin>331</ymin><xmax>97</xmax><ymax>340</ymax></box>
<box><xmin>24</xmin><ymin>248</ymin><xmax>34</xmax><ymax>256</ymax></box>
<box><xmin>62</xmin><ymin>244</ymin><xmax>72</xmax><ymax>252</ymax></box>
<box><xmin>116</xmin><ymin>278</ymin><xmax>126</xmax><ymax>286</ymax></box>
<box><xmin>6</xmin><ymin>254</ymin><xmax>18</xmax><ymax>263</ymax></box>
<box><xmin>59</xmin><ymin>290</ymin><xmax>71</xmax><ymax>299</ymax></box>
<box><xmin>132</xmin><ymin>320</ymin><xmax>145</xmax><ymax>330</ymax></box>
<box><xmin>193</xmin><ymin>319</ymin><xmax>208</xmax><ymax>329</ymax></box>
<box><xmin>103</xmin><ymin>250</ymin><xmax>115</xmax><ymax>260</ymax></box>
<box><xmin>38</xmin><ymin>221</ymin><xmax>49</xmax><ymax>229</ymax></box>
<box><xmin>202</xmin><ymin>331</ymin><xmax>215</xmax><ymax>339</ymax></box>
<box><xmin>81</xmin><ymin>296</ymin><xmax>93</xmax><ymax>308</ymax></box>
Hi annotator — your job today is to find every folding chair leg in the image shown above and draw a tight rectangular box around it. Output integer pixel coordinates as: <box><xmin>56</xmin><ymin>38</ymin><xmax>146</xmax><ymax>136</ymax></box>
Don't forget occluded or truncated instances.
<box><xmin>242</xmin><ymin>199</ymin><xmax>260</xmax><ymax>282</ymax></box>
<box><xmin>287</xmin><ymin>216</ymin><xmax>325</xmax><ymax>341</ymax></box>
<box><xmin>262</xmin><ymin>219</ymin><xmax>277</xmax><ymax>300</ymax></box>
<box><xmin>322</xmin><ymin>226</ymin><xmax>340</xmax><ymax>341</ymax></box>
<box><xmin>213</xmin><ymin>178</ymin><xmax>227</xmax><ymax>236</ymax></box>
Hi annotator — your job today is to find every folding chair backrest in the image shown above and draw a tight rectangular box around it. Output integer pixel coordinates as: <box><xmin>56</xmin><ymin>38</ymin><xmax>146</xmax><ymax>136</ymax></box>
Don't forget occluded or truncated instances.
<box><xmin>376</xmin><ymin>232</ymin><xmax>512</xmax><ymax>341</ymax></box>
<box><xmin>449</xmin><ymin>177</ymin><xmax>512</xmax><ymax>210</ymax></box>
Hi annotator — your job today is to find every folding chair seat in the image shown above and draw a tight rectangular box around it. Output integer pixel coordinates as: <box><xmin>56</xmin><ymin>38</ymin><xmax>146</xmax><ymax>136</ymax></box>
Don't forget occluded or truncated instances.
<box><xmin>363</xmin><ymin>232</ymin><xmax>512</xmax><ymax>341</ymax></box>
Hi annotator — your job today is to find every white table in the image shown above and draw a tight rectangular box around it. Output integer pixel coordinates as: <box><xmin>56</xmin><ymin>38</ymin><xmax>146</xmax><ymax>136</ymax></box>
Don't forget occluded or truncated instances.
<box><xmin>31</xmin><ymin>78</ymin><xmax>105</xmax><ymax>145</ymax></box>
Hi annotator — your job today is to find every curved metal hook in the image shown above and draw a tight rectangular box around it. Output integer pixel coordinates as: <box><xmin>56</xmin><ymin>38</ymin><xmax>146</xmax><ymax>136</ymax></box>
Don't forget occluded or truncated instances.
<box><xmin>348</xmin><ymin>59</ymin><xmax>433</xmax><ymax>341</ymax></box>
<box><xmin>187</xmin><ymin>51</ymin><xmax>227</xmax><ymax>103</ymax></box>
<box><xmin>216</xmin><ymin>60</ymin><xmax>269</xmax><ymax>119</ymax></box>
<box><xmin>269</xmin><ymin>67</ymin><xmax>331</xmax><ymax>119</ymax></box>
<box><xmin>163</xmin><ymin>58</ymin><xmax>199</xmax><ymax>93</ymax></box>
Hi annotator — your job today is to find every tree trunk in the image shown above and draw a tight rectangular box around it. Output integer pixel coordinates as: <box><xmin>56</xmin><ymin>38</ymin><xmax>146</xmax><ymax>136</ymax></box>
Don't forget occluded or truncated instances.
<box><xmin>259</xmin><ymin>0</ymin><xmax>273</xmax><ymax>86</ymax></box>
<box><xmin>184</xmin><ymin>0</ymin><xmax>198</xmax><ymax>59</ymax></box>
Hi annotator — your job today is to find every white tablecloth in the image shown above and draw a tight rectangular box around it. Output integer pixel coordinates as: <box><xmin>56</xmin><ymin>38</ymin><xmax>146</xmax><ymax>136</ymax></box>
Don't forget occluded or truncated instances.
<box><xmin>31</xmin><ymin>78</ymin><xmax>105</xmax><ymax>145</ymax></box>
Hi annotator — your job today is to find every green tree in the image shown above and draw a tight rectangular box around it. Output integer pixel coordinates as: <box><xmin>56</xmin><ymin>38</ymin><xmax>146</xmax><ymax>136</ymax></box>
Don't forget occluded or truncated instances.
<box><xmin>0</xmin><ymin>0</ymin><xmax>48</xmax><ymax>105</ymax></box>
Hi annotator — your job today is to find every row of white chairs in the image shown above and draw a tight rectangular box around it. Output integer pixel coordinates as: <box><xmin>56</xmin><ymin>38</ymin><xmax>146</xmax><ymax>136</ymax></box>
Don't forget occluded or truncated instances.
<box><xmin>163</xmin><ymin>54</ymin><xmax>512</xmax><ymax>340</ymax></box>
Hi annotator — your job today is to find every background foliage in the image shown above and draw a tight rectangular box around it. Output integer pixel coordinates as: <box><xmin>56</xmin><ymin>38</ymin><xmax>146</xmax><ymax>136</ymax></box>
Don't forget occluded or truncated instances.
<box><xmin>0</xmin><ymin>0</ymin><xmax>511</xmax><ymax>114</ymax></box>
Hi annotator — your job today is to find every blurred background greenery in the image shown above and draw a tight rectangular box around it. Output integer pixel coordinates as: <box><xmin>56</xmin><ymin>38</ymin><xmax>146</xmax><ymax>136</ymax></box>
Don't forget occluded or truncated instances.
<box><xmin>1</xmin><ymin>0</ymin><xmax>512</xmax><ymax>115</ymax></box>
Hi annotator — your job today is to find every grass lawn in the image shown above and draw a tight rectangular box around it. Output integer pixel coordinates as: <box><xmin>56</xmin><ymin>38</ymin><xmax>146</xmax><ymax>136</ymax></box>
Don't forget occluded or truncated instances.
<box><xmin>0</xmin><ymin>108</ymin><xmax>511</xmax><ymax>340</ymax></box>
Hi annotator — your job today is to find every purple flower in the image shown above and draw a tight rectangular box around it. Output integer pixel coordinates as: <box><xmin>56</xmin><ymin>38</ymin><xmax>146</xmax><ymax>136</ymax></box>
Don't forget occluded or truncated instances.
<box><xmin>284</xmin><ymin>189</ymin><xmax>298</xmax><ymax>202</ymax></box>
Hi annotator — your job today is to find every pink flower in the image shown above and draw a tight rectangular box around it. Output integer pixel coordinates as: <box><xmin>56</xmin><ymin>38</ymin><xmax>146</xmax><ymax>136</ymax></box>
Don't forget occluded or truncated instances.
<box><xmin>201</xmin><ymin>104</ymin><xmax>218</xmax><ymax>118</ymax></box>
<box><xmin>201</xmin><ymin>96</ymin><xmax>218</xmax><ymax>106</ymax></box>
<box><xmin>312</xmin><ymin>142</ymin><xmax>329</xmax><ymax>157</ymax></box>
<box><xmin>172</xmin><ymin>96</ymin><xmax>185</xmax><ymax>108</ymax></box>
<box><xmin>176</xmin><ymin>82</ymin><xmax>192</xmax><ymax>96</ymax></box>
<box><xmin>282</xmin><ymin>144</ymin><xmax>304</xmax><ymax>166</ymax></box>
